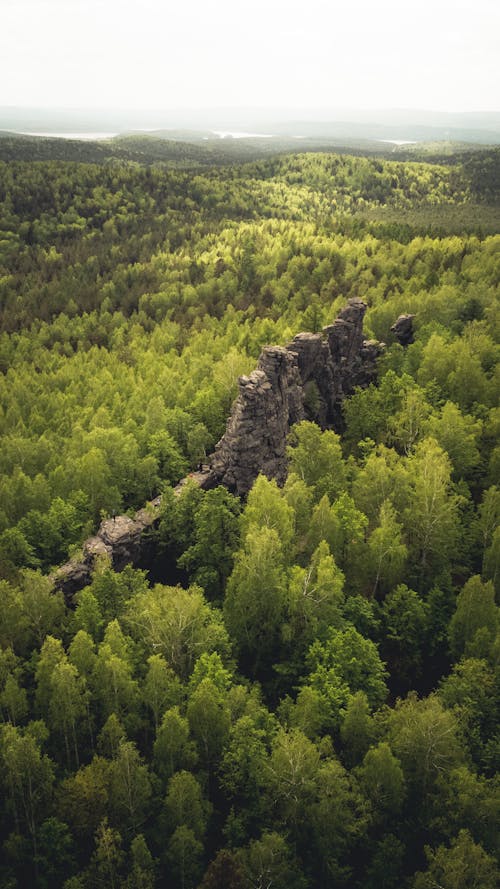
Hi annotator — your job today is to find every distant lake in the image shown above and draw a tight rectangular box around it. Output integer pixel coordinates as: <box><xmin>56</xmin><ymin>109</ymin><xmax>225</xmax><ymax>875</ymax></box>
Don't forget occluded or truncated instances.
<box><xmin>18</xmin><ymin>131</ymin><xmax>118</xmax><ymax>140</ymax></box>
<box><xmin>211</xmin><ymin>130</ymin><xmax>274</xmax><ymax>139</ymax></box>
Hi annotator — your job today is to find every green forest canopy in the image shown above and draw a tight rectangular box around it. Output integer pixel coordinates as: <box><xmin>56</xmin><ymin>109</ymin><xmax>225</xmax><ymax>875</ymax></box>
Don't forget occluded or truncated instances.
<box><xmin>0</xmin><ymin>145</ymin><xmax>498</xmax><ymax>889</ymax></box>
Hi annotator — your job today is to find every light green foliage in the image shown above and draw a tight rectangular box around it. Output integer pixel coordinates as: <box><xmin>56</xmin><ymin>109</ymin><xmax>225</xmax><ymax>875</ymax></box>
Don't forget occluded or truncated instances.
<box><xmin>306</xmin><ymin>626</ymin><xmax>388</xmax><ymax>726</ymax></box>
<box><xmin>287</xmin><ymin>421</ymin><xmax>347</xmax><ymax>502</ymax></box>
<box><xmin>412</xmin><ymin>829</ymin><xmax>499</xmax><ymax>889</ymax></box>
<box><xmin>387</xmin><ymin>693</ymin><xmax>465</xmax><ymax>795</ymax></box>
<box><xmin>0</xmin><ymin>723</ymin><xmax>55</xmax><ymax>848</ymax></box>
<box><xmin>224</xmin><ymin>526</ymin><xmax>287</xmax><ymax>676</ymax></box>
<box><xmin>238</xmin><ymin>831</ymin><xmax>307</xmax><ymax>889</ymax></box>
<box><xmin>240</xmin><ymin>474</ymin><xmax>295</xmax><ymax>559</ymax></box>
<box><xmin>108</xmin><ymin>741</ymin><xmax>152</xmax><ymax>833</ymax></box>
<box><xmin>163</xmin><ymin>770</ymin><xmax>210</xmax><ymax>839</ymax></box>
<box><xmin>264</xmin><ymin>728</ymin><xmax>320</xmax><ymax>835</ymax></box>
<box><xmin>404</xmin><ymin>437</ymin><xmax>462</xmax><ymax>581</ymax></box>
<box><xmin>166</xmin><ymin>825</ymin><xmax>203</xmax><ymax>889</ymax></box>
<box><xmin>153</xmin><ymin>707</ymin><xmax>197</xmax><ymax>783</ymax></box>
<box><xmin>186</xmin><ymin>678</ymin><xmax>231</xmax><ymax>771</ymax></box>
<box><xmin>142</xmin><ymin>654</ymin><xmax>184</xmax><ymax>731</ymax></box>
<box><xmin>126</xmin><ymin>583</ymin><xmax>230</xmax><ymax>677</ymax></box>
<box><xmin>367</xmin><ymin>500</ymin><xmax>408</xmax><ymax>595</ymax></box>
<box><xmin>355</xmin><ymin>742</ymin><xmax>406</xmax><ymax>817</ymax></box>
<box><xmin>425</xmin><ymin>401</ymin><xmax>482</xmax><ymax>479</ymax></box>
<box><xmin>285</xmin><ymin>541</ymin><xmax>345</xmax><ymax>656</ymax></box>
<box><xmin>448</xmin><ymin>576</ymin><xmax>499</xmax><ymax>661</ymax></box>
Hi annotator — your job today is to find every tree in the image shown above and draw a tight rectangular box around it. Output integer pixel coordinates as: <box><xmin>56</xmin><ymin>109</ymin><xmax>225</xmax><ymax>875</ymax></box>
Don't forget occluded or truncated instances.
<box><xmin>48</xmin><ymin>659</ymin><xmax>86</xmax><ymax>767</ymax></box>
<box><xmin>240</xmin><ymin>474</ymin><xmax>295</xmax><ymax>559</ymax></box>
<box><xmin>285</xmin><ymin>541</ymin><xmax>345</xmax><ymax>665</ymax></box>
<box><xmin>153</xmin><ymin>707</ymin><xmax>197</xmax><ymax>783</ymax></box>
<box><xmin>412</xmin><ymin>829</ymin><xmax>499</xmax><ymax>889</ymax></box>
<box><xmin>380</xmin><ymin>584</ymin><xmax>429</xmax><ymax>692</ymax></box>
<box><xmin>142</xmin><ymin>654</ymin><xmax>184</xmax><ymax>732</ymax></box>
<box><xmin>306</xmin><ymin>626</ymin><xmax>388</xmax><ymax>728</ymax></box>
<box><xmin>187</xmin><ymin>677</ymin><xmax>231</xmax><ymax>774</ymax></box>
<box><xmin>264</xmin><ymin>728</ymin><xmax>320</xmax><ymax>839</ymax></box>
<box><xmin>404</xmin><ymin>438</ymin><xmax>462</xmax><ymax>583</ymax></box>
<box><xmin>58</xmin><ymin>756</ymin><xmax>112</xmax><ymax>839</ymax></box>
<box><xmin>178</xmin><ymin>486</ymin><xmax>240</xmax><ymax>598</ymax></box>
<box><xmin>355</xmin><ymin>742</ymin><xmax>405</xmax><ymax>819</ymax></box>
<box><xmin>224</xmin><ymin>526</ymin><xmax>287</xmax><ymax>677</ymax></box>
<box><xmin>287</xmin><ymin>421</ymin><xmax>347</xmax><ymax>503</ymax></box>
<box><xmin>163</xmin><ymin>770</ymin><xmax>209</xmax><ymax>839</ymax></box>
<box><xmin>17</xmin><ymin>570</ymin><xmax>65</xmax><ymax>649</ymax></box>
<box><xmin>238</xmin><ymin>831</ymin><xmax>307</xmax><ymax>889</ymax></box>
<box><xmin>366</xmin><ymin>501</ymin><xmax>408</xmax><ymax>597</ymax></box>
<box><xmin>108</xmin><ymin>741</ymin><xmax>152</xmax><ymax>833</ymax></box>
<box><xmin>439</xmin><ymin>658</ymin><xmax>498</xmax><ymax>770</ymax></box>
<box><xmin>124</xmin><ymin>834</ymin><xmax>156</xmax><ymax>889</ymax></box>
<box><xmin>308</xmin><ymin>757</ymin><xmax>368</xmax><ymax>885</ymax></box>
<box><xmin>166</xmin><ymin>825</ymin><xmax>203</xmax><ymax>889</ymax></box>
<box><xmin>340</xmin><ymin>691</ymin><xmax>375</xmax><ymax>767</ymax></box>
<box><xmin>448</xmin><ymin>575</ymin><xmax>499</xmax><ymax>661</ymax></box>
<box><xmin>126</xmin><ymin>583</ymin><xmax>230</xmax><ymax>678</ymax></box>
<box><xmin>88</xmin><ymin>819</ymin><xmax>124</xmax><ymax>889</ymax></box>
<box><xmin>0</xmin><ymin>724</ymin><xmax>55</xmax><ymax>864</ymax></box>
<box><xmin>387</xmin><ymin>693</ymin><xmax>465</xmax><ymax>798</ymax></box>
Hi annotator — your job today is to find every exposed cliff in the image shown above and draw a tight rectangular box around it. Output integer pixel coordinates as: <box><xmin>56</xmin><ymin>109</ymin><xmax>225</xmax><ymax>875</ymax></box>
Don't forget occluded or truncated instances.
<box><xmin>52</xmin><ymin>298</ymin><xmax>383</xmax><ymax>596</ymax></box>
<box><xmin>207</xmin><ymin>297</ymin><xmax>383</xmax><ymax>495</ymax></box>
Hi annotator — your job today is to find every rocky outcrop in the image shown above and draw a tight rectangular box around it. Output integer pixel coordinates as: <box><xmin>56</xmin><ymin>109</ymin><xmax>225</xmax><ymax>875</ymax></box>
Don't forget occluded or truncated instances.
<box><xmin>207</xmin><ymin>298</ymin><xmax>383</xmax><ymax>495</ymax></box>
<box><xmin>53</xmin><ymin>298</ymin><xmax>384</xmax><ymax>597</ymax></box>
<box><xmin>52</xmin><ymin>499</ymin><xmax>162</xmax><ymax>599</ymax></box>
<box><xmin>391</xmin><ymin>313</ymin><xmax>415</xmax><ymax>346</ymax></box>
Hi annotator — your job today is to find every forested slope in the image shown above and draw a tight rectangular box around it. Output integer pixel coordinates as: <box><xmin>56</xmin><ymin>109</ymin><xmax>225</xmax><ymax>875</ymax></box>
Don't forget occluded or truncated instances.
<box><xmin>0</xmin><ymin>149</ymin><xmax>498</xmax><ymax>889</ymax></box>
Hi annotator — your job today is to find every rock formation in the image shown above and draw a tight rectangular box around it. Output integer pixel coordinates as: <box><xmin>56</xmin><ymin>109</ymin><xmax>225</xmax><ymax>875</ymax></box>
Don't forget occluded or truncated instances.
<box><xmin>391</xmin><ymin>313</ymin><xmax>415</xmax><ymax>346</ymax></box>
<box><xmin>207</xmin><ymin>298</ymin><xmax>383</xmax><ymax>495</ymax></box>
<box><xmin>53</xmin><ymin>298</ymin><xmax>384</xmax><ymax>597</ymax></box>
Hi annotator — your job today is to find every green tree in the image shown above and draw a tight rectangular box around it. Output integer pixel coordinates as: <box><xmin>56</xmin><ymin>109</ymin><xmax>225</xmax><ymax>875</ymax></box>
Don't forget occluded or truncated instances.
<box><xmin>166</xmin><ymin>825</ymin><xmax>203</xmax><ymax>889</ymax></box>
<box><xmin>412</xmin><ymin>829</ymin><xmax>499</xmax><ymax>889</ymax></box>
<box><xmin>163</xmin><ymin>770</ymin><xmax>209</xmax><ymax>839</ymax></box>
<box><xmin>448</xmin><ymin>575</ymin><xmax>499</xmax><ymax>661</ymax></box>
<box><xmin>355</xmin><ymin>742</ymin><xmax>405</xmax><ymax>820</ymax></box>
<box><xmin>366</xmin><ymin>501</ymin><xmax>408</xmax><ymax>597</ymax></box>
<box><xmin>109</xmin><ymin>741</ymin><xmax>152</xmax><ymax>834</ymax></box>
<box><xmin>153</xmin><ymin>707</ymin><xmax>197</xmax><ymax>783</ymax></box>
<box><xmin>126</xmin><ymin>583</ymin><xmax>229</xmax><ymax>678</ymax></box>
<box><xmin>224</xmin><ymin>526</ymin><xmax>287</xmax><ymax>677</ymax></box>
<box><xmin>142</xmin><ymin>654</ymin><xmax>184</xmax><ymax>732</ymax></box>
<box><xmin>178</xmin><ymin>486</ymin><xmax>240</xmax><ymax>598</ymax></box>
<box><xmin>287</xmin><ymin>421</ymin><xmax>347</xmax><ymax>502</ymax></box>
<box><xmin>387</xmin><ymin>692</ymin><xmax>465</xmax><ymax>798</ymax></box>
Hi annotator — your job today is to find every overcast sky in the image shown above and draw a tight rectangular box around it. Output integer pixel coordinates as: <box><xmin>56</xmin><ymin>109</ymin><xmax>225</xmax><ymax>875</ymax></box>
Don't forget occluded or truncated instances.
<box><xmin>1</xmin><ymin>0</ymin><xmax>499</xmax><ymax>112</ymax></box>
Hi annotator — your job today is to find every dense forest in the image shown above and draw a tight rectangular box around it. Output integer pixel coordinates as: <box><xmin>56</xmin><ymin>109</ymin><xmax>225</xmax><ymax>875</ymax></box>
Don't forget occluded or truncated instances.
<box><xmin>0</xmin><ymin>141</ymin><xmax>499</xmax><ymax>889</ymax></box>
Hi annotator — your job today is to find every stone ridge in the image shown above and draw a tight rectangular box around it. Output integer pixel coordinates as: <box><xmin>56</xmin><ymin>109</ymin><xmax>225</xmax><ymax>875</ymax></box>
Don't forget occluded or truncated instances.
<box><xmin>206</xmin><ymin>297</ymin><xmax>383</xmax><ymax>495</ymax></box>
<box><xmin>52</xmin><ymin>298</ymin><xmax>383</xmax><ymax>597</ymax></box>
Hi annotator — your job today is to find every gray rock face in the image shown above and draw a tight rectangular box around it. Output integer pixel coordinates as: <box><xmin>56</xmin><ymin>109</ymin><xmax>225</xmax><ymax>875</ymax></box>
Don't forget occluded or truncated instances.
<box><xmin>391</xmin><ymin>313</ymin><xmax>415</xmax><ymax>346</ymax></box>
<box><xmin>207</xmin><ymin>298</ymin><xmax>384</xmax><ymax>495</ymax></box>
<box><xmin>51</xmin><ymin>499</ymin><xmax>162</xmax><ymax>599</ymax></box>
<box><xmin>52</xmin><ymin>299</ymin><xmax>384</xmax><ymax>597</ymax></box>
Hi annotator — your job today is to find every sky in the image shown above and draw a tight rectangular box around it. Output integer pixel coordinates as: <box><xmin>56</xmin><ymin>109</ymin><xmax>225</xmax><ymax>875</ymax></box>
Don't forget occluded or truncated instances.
<box><xmin>1</xmin><ymin>0</ymin><xmax>499</xmax><ymax>113</ymax></box>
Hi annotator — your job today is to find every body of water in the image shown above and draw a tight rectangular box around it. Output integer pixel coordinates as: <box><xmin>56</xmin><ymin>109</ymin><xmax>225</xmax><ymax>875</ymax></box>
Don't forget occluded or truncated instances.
<box><xmin>18</xmin><ymin>131</ymin><xmax>118</xmax><ymax>140</ymax></box>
